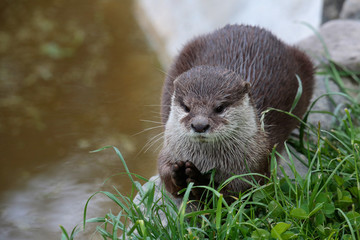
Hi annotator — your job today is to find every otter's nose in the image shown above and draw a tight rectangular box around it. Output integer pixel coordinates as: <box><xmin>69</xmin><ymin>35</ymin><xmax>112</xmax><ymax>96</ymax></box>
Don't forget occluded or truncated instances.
<box><xmin>191</xmin><ymin>117</ymin><xmax>210</xmax><ymax>133</ymax></box>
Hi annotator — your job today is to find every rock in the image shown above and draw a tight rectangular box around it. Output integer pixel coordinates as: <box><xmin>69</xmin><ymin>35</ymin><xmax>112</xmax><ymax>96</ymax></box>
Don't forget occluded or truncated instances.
<box><xmin>278</xmin><ymin>147</ymin><xmax>309</xmax><ymax>179</ymax></box>
<box><xmin>132</xmin><ymin>175</ymin><xmax>178</xmax><ymax>226</ymax></box>
<box><xmin>307</xmin><ymin>75</ymin><xmax>344</xmax><ymax>129</ymax></box>
<box><xmin>340</xmin><ymin>0</ymin><xmax>360</xmax><ymax>19</ymax></box>
<box><xmin>297</xmin><ymin>19</ymin><xmax>360</xmax><ymax>129</ymax></box>
<box><xmin>135</xmin><ymin>0</ymin><xmax>322</xmax><ymax>69</ymax></box>
<box><xmin>298</xmin><ymin>19</ymin><xmax>360</xmax><ymax>72</ymax></box>
<box><xmin>322</xmin><ymin>0</ymin><xmax>346</xmax><ymax>23</ymax></box>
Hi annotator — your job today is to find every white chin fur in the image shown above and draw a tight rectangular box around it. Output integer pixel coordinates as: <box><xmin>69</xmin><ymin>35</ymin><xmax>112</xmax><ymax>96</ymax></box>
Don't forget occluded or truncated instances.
<box><xmin>188</xmin><ymin>132</ymin><xmax>214</xmax><ymax>142</ymax></box>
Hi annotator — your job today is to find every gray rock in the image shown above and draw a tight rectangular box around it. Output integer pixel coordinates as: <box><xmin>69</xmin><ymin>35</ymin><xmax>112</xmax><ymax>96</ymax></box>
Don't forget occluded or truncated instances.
<box><xmin>297</xmin><ymin>19</ymin><xmax>360</xmax><ymax>129</ymax></box>
<box><xmin>298</xmin><ymin>19</ymin><xmax>360</xmax><ymax>72</ymax></box>
<box><xmin>278</xmin><ymin>147</ymin><xmax>309</xmax><ymax>179</ymax></box>
<box><xmin>132</xmin><ymin>175</ymin><xmax>179</xmax><ymax>226</ymax></box>
<box><xmin>306</xmin><ymin>75</ymin><xmax>344</xmax><ymax>130</ymax></box>
<box><xmin>340</xmin><ymin>0</ymin><xmax>360</xmax><ymax>19</ymax></box>
<box><xmin>322</xmin><ymin>0</ymin><xmax>346</xmax><ymax>23</ymax></box>
<box><xmin>130</xmin><ymin>175</ymin><xmax>199</xmax><ymax>233</ymax></box>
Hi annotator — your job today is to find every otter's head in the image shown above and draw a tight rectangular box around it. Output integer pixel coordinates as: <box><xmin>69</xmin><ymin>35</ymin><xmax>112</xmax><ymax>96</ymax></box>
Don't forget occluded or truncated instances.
<box><xmin>166</xmin><ymin>66</ymin><xmax>258</xmax><ymax>143</ymax></box>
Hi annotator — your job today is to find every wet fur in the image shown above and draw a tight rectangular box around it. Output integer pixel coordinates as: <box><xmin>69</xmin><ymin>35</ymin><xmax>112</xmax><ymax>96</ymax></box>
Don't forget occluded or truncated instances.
<box><xmin>158</xmin><ymin>24</ymin><xmax>314</xmax><ymax>199</ymax></box>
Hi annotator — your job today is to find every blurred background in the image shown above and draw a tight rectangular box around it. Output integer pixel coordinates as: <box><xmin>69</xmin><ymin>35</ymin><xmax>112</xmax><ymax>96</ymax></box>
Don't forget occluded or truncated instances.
<box><xmin>0</xmin><ymin>0</ymin><xmax>345</xmax><ymax>239</ymax></box>
<box><xmin>0</xmin><ymin>0</ymin><xmax>162</xmax><ymax>239</ymax></box>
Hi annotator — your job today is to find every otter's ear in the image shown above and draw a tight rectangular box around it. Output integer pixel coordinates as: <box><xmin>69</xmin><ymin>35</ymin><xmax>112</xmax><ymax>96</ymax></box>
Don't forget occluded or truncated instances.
<box><xmin>243</xmin><ymin>82</ymin><xmax>251</xmax><ymax>94</ymax></box>
<box><xmin>173</xmin><ymin>78</ymin><xmax>179</xmax><ymax>88</ymax></box>
<box><xmin>173</xmin><ymin>77</ymin><xmax>187</xmax><ymax>99</ymax></box>
<box><xmin>173</xmin><ymin>77</ymin><xmax>186</xmax><ymax>91</ymax></box>
<box><xmin>230</xmin><ymin>81</ymin><xmax>251</xmax><ymax>102</ymax></box>
<box><xmin>173</xmin><ymin>78</ymin><xmax>181</xmax><ymax>93</ymax></box>
<box><xmin>237</xmin><ymin>81</ymin><xmax>250</xmax><ymax>96</ymax></box>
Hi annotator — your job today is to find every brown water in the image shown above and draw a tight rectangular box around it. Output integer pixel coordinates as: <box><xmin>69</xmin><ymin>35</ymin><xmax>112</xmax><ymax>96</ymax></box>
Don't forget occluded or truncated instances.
<box><xmin>0</xmin><ymin>0</ymin><xmax>163</xmax><ymax>239</ymax></box>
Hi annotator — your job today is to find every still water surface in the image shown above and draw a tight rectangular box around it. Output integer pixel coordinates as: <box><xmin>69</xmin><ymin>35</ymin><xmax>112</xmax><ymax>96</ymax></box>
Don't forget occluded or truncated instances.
<box><xmin>0</xmin><ymin>0</ymin><xmax>163</xmax><ymax>239</ymax></box>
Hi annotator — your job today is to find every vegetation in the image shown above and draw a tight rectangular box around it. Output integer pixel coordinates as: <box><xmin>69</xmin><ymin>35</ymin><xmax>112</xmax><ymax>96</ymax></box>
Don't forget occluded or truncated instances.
<box><xmin>61</xmin><ymin>60</ymin><xmax>360</xmax><ymax>239</ymax></box>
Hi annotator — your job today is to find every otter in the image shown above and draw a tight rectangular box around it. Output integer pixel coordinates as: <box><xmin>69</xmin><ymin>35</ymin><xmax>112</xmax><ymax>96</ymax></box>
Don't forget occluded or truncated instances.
<box><xmin>157</xmin><ymin>24</ymin><xmax>314</xmax><ymax>200</ymax></box>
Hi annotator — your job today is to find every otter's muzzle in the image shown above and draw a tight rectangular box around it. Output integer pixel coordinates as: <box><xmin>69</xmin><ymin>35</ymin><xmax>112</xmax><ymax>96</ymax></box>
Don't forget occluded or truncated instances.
<box><xmin>191</xmin><ymin>116</ymin><xmax>210</xmax><ymax>133</ymax></box>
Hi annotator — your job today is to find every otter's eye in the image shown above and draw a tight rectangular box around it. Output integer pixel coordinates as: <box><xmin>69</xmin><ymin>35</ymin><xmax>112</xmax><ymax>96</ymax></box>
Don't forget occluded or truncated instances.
<box><xmin>214</xmin><ymin>105</ymin><xmax>225</xmax><ymax>114</ymax></box>
<box><xmin>180</xmin><ymin>102</ymin><xmax>190</xmax><ymax>113</ymax></box>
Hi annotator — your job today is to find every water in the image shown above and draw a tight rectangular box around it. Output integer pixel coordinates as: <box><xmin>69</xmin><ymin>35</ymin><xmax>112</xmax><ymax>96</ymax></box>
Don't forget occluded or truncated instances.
<box><xmin>0</xmin><ymin>0</ymin><xmax>163</xmax><ymax>238</ymax></box>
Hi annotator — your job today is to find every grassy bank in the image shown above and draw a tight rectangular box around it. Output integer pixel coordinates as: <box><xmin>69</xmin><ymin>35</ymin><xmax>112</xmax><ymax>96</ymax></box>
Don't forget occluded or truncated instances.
<box><xmin>61</xmin><ymin>62</ymin><xmax>360</xmax><ymax>239</ymax></box>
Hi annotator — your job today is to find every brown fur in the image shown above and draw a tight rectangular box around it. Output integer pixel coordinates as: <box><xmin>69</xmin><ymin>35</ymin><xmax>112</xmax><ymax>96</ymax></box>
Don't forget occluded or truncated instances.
<box><xmin>158</xmin><ymin>24</ymin><xmax>314</xmax><ymax>199</ymax></box>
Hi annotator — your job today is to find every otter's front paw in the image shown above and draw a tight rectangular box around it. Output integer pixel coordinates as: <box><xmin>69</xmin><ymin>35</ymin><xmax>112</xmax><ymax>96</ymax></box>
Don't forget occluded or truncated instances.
<box><xmin>185</xmin><ymin>161</ymin><xmax>209</xmax><ymax>186</ymax></box>
<box><xmin>171</xmin><ymin>161</ymin><xmax>187</xmax><ymax>189</ymax></box>
<box><xmin>184</xmin><ymin>161</ymin><xmax>212</xmax><ymax>200</ymax></box>
<box><xmin>170</xmin><ymin>160</ymin><xmax>212</xmax><ymax>200</ymax></box>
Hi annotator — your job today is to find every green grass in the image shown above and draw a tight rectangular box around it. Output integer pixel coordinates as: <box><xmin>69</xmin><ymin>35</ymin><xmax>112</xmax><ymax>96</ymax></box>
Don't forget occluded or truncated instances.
<box><xmin>61</xmin><ymin>63</ymin><xmax>360</xmax><ymax>240</ymax></box>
